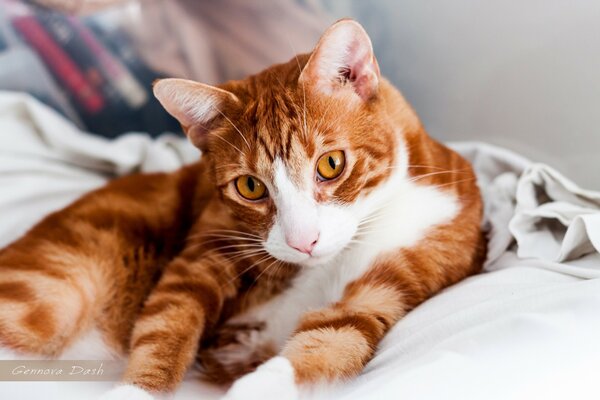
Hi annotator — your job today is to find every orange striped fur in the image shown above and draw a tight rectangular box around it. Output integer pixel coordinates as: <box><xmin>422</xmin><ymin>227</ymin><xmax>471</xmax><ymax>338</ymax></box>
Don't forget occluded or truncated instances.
<box><xmin>0</xmin><ymin>19</ymin><xmax>485</xmax><ymax>399</ymax></box>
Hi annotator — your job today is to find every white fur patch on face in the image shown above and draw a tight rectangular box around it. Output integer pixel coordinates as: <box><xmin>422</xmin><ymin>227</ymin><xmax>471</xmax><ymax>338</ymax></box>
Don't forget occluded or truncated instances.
<box><xmin>222</xmin><ymin>356</ymin><xmax>298</xmax><ymax>400</ymax></box>
<box><xmin>265</xmin><ymin>159</ymin><xmax>359</xmax><ymax>267</ymax></box>
<box><xmin>229</xmin><ymin>138</ymin><xmax>460</xmax><ymax>350</ymax></box>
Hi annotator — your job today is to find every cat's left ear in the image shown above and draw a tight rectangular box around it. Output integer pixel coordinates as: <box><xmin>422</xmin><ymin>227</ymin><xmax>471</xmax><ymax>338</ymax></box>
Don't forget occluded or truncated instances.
<box><xmin>299</xmin><ymin>19</ymin><xmax>380</xmax><ymax>101</ymax></box>
<box><xmin>153</xmin><ymin>78</ymin><xmax>240</xmax><ymax>149</ymax></box>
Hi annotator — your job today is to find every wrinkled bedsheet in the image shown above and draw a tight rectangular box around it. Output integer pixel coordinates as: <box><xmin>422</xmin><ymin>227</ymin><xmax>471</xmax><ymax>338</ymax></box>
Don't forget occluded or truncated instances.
<box><xmin>1</xmin><ymin>92</ymin><xmax>599</xmax><ymax>400</ymax></box>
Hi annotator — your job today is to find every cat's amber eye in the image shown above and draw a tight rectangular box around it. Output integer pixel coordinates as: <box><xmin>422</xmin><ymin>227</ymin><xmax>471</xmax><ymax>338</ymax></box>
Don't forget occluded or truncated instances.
<box><xmin>235</xmin><ymin>175</ymin><xmax>267</xmax><ymax>201</ymax></box>
<box><xmin>316</xmin><ymin>150</ymin><xmax>346</xmax><ymax>181</ymax></box>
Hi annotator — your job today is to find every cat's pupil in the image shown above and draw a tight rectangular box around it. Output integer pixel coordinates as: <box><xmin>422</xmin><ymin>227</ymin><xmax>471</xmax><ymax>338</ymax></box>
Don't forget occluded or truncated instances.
<box><xmin>247</xmin><ymin>177</ymin><xmax>255</xmax><ymax>192</ymax></box>
<box><xmin>328</xmin><ymin>156</ymin><xmax>336</xmax><ymax>169</ymax></box>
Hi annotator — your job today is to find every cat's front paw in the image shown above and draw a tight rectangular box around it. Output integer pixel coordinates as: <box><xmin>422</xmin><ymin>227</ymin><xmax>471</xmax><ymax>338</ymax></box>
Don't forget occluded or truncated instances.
<box><xmin>98</xmin><ymin>384</ymin><xmax>155</xmax><ymax>400</ymax></box>
<box><xmin>222</xmin><ymin>356</ymin><xmax>298</xmax><ymax>400</ymax></box>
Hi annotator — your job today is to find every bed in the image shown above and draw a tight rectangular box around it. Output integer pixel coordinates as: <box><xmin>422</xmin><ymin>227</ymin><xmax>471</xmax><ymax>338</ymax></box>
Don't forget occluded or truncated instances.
<box><xmin>1</xmin><ymin>93</ymin><xmax>599</xmax><ymax>400</ymax></box>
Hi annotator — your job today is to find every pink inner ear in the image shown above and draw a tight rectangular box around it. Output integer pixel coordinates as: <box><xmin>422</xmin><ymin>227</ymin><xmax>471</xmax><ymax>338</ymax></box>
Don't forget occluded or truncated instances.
<box><xmin>343</xmin><ymin>39</ymin><xmax>380</xmax><ymax>100</ymax></box>
<box><xmin>302</xmin><ymin>20</ymin><xmax>380</xmax><ymax>101</ymax></box>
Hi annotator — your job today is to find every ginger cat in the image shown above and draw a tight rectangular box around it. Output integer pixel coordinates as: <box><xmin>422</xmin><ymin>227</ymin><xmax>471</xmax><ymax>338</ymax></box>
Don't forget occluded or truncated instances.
<box><xmin>0</xmin><ymin>20</ymin><xmax>486</xmax><ymax>400</ymax></box>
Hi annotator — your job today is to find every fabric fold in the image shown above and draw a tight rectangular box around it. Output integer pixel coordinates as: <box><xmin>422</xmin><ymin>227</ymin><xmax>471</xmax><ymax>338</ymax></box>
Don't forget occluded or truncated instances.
<box><xmin>510</xmin><ymin>163</ymin><xmax>600</xmax><ymax>262</ymax></box>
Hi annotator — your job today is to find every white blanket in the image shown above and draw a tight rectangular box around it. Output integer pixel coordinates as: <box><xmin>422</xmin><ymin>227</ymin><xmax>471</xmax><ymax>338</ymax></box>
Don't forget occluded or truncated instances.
<box><xmin>1</xmin><ymin>93</ymin><xmax>599</xmax><ymax>400</ymax></box>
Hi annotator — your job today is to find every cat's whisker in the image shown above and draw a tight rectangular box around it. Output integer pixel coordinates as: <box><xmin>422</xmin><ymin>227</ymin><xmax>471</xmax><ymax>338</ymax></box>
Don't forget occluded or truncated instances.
<box><xmin>267</xmin><ymin>262</ymin><xmax>284</xmax><ymax>287</ymax></box>
<box><xmin>212</xmin><ymin>252</ymin><xmax>271</xmax><ymax>285</ymax></box>
<box><xmin>222</xmin><ymin>249</ymin><xmax>270</xmax><ymax>265</ymax></box>
<box><xmin>183</xmin><ymin>242</ymin><xmax>265</xmax><ymax>255</ymax></box>
<box><xmin>345</xmin><ymin>238</ymin><xmax>382</xmax><ymax>250</ymax></box>
<box><xmin>217</xmin><ymin>253</ymin><xmax>268</xmax><ymax>269</ymax></box>
<box><xmin>356</xmin><ymin>222</ymin><xmax>390</xmax><ymax>234</ymax></box>
<box><xmin>407</xmin><ymin>169</ymin><xmax>470</xmax><ymax>183</ymax></box>
<box><xmin>226</xmin><ymin>247</ymin><xmax>268</xmax><ymax>260</ymax></box>
<box><xmin>184</xmin><ymin>233</ymin><xmax>265</xmax><ymax>249</ymax></box>
<box><xmin>347</xmin><ymin>239</ymin><xmax>374</xmax><ymax>247</ymax></box>
<box><xmin>382</xmin><ymin>165</ymin><xmax>470</xmax><ymax>181</ymax></box>
<box><xmin>254</xmin><ymin>257</ymin><xmax>282</xmax><ymax>283</ymax></box>
<box><xmin>217</xmin><ymin>248</ymin><xmax>268</xmax><ymax>267</ymax></box>
<box><xmin>192</xmin><ymin>231</ymin><xmax>263</xmax><ymax>241</ymax></box>
<box><xmin>207</xmin><ymin>131</ymin><xmax>244</xmax><ymax>155</ymax></box>
<box><xmin>186</xmin><ymin>236</ymin><xmax>265</xmax><ymax>247</ymax></box>
<box><xmin>354</xmin><ymin>229</ymin><xmax>391</xmax><ymax>238</ymax></box>
<box><xmin>202</xmin><ymin>229</ymin><xmax>264</xmax><ymax>239</ymax></box>
<box><xmin>226</xmin><ymin>254</ymin><xmax>273</xmax><ymax>284</ymax></box>
<box><xmin>354</xmin><ymin>223</ymin><xmax>410</xmax><ymax>237</ymax></box>
<box><xmin>313</xmin><ymin>97</ymin><xmax>337</xmax><ymax>135</ymax></box>
<box><xmin>187</xmin><ymin>240</ymin><xmax>264</xmax><ymax>252</ymax></box>
<box><xmin>405</xmin><ymin>164</ymin><xmax>443</xmax><ymax>169</ymax></box>
<box><xmin>225</xmin><ymin>249</ymin><xmax>268</xmax><ymax>260</ymax></box>
<box><xmin>405</xmin><ymin>164</ymin><xmax>456</xmax><ymax>170</ymax></box>
<box><xmin>355</xmin><ymin>218</ymin><xmax>402</xmax><ymax>233</ymax></box>
<box><xmin>382</xmin><ymin>164</ymin><xmax>450</xmax><ymax>172</ymax></box>
<box><xmin>237</xmin><ymin>256</ymin><xmax>282</xmax><ymax>307</ymax></box>
<box><xmin>207</xmin><ymin>243</ymin><xmax>266</xmax><ymax>252</ymax></box>
<box><xmin>195</xmin><ymin>232</ymin><xmax>264</xmax><ymax>241</ymax></box>
<box><xmin>189</xmin><ymin>230</ymin><xmax>265</xmax><ymax>243</ymax></box>
<box><xmin>356</xmin><ymin>218</ymin><xmax>391</xmax><ymax>228</ymax></box>
<box><xmin>264</xmin><ymin>257</ymin><xmax>280</xmax><ymax>285</ymax></box>
<box><xmin>358</xmin><ymin>211</ymin><xmax>391</xmax><ymax>226</ymax></box>
<box><xmin>353</xmin><ymin>229</ymin><xmax>395</xmax><ymax>238</ymax></box>
<box><xmin>356</xmin><ymin>219</ymin><xmax>387</xmax><ymax>232</ymax></box>
<box><xmin>357</xmin><ymin>201</ymin><xmax>401</xmax><ymax>226</ymax></box>
<box><xmin>432</xmin><ymin>177</ymin><xmax>476</xmax><ymax>188</ymax></box>
<box><xmin>212</xmin><ymin>107</ymin><xmax>251</xmax><ymax>150</ymax></box>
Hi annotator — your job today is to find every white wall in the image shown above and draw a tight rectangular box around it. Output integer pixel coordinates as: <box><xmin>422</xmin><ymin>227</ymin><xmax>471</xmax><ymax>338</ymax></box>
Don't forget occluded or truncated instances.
<box><xmin>326</xmin><ymin>0</ymin><xmax>600</xmax><ymax>188</ymax></box>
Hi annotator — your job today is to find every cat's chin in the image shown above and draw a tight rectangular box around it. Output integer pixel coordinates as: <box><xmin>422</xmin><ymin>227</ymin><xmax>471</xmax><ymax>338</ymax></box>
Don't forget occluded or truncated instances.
<box><xmin>269</xmin><ymin>251</ymin><xmax>339</xmax><ymax>268</ymax></box>
<box><xmin>296</xmin><ymin>252</ymin><xmax>339</xmax><ymax>268</ymax></box>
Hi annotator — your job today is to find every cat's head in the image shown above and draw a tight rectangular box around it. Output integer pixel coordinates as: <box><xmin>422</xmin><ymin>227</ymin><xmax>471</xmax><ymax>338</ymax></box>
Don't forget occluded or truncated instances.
<box><xmin>154</xmin><ymin>19</ymin><xmax>411</xmax><ymax>267</ymax></box>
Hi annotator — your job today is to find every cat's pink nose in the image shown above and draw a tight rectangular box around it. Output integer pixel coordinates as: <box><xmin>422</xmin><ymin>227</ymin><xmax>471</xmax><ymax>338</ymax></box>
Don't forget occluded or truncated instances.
<box><xmin>286</xmin><ymin>232</ymin><xmax>319</xmax><ymax>255</ymax></box>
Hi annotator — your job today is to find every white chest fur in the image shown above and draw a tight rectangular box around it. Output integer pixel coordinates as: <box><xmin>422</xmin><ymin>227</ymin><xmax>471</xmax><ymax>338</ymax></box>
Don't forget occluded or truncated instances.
<box><xmin>230</xmin><ymin>173</ymin><xmax>459</xmax><ymax>349</ymax></box>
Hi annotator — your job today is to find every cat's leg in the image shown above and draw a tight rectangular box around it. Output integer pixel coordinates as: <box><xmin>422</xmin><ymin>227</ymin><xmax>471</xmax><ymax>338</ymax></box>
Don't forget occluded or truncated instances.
<box><xmin>104</xmin><ymin>248</ymin><xmax>236</xmax><ymax>399</ymax></box>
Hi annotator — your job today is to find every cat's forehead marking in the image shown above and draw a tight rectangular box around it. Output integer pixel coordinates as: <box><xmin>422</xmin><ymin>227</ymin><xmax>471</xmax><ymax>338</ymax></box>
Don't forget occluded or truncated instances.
<box><xmin>247</xmin><ymin>92</ymin><xmax>315</xmax><ymax>170</ymax></box>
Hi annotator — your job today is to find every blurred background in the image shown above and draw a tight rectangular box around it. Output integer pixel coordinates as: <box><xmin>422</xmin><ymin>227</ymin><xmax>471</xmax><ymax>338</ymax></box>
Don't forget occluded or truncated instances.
<box><xmin>0</xmin><ymin>0</ymin><xmax>598</xmax><ymax>188</ymax></box>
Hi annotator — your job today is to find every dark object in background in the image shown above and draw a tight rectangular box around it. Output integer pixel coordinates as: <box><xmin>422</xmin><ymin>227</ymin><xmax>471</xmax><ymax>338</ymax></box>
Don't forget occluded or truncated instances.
<box><xmin>83</xmin><ymin>19</ymin><xmax>181</xmax><ymax>137</ymax></box>
<box><xmin>12</xmin><ymin>11</ymin><xmax>106</xmax><ymax>114</ymax></box>
<box><xmin>0</xmin><ymin>3</ymin><xmax>82</xmax><ymax>123</ymax></box>
<box><xmin>0</xmin><ymin>45</ymin><xmax>83</xmax><ymax>123</ymax></box>
<box><xmin>1</xmin><ymin>0</ymin><xmax>181</xmax><ymax>138</ymax></box>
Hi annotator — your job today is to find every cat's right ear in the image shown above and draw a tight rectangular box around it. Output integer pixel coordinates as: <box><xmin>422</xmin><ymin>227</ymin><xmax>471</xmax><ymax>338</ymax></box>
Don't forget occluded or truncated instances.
<box><xmin>153</xmin><ymin>78</ymin><xmax>240</xmax><ymax>149</ymax></box>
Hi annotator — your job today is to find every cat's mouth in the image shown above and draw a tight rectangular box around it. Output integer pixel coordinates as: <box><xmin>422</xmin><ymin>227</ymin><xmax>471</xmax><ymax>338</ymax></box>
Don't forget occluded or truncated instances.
<box><xmin>264</xmin><ymin>211</ymin><xmax>359</xmax><ymax>268</ymax></box>
<box><xmin>265</xmin><ymin>242</ymin><xmax>346</xmax><ymax>268</ymax></box>
<box><xmin>299</xmin><ymin>252</ymin><xmax>339</xmax><ymax>267</ymax></box>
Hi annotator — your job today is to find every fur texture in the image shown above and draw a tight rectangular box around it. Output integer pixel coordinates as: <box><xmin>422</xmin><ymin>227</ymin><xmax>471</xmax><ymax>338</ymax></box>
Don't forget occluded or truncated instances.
<box><xmin>0</xmin><ymin>19</ymin><xmax>485</xmax><ymax>399</ymax></box>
